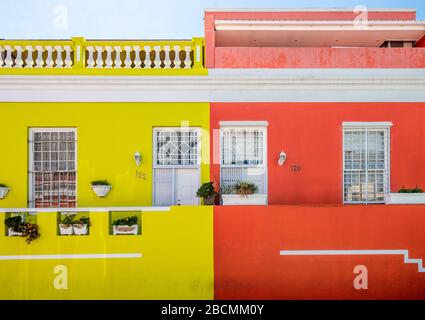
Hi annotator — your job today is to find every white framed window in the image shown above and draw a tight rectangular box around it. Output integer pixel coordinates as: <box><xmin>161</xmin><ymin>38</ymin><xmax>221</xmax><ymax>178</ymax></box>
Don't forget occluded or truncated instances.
<box><xmin>343</xmin><ymin>122</ymin><xmax>392</xmax><ymax>204</ymax></box>
<box><xmin>153</xmin><ymin>127</ymin><xmax>201</xmax><ymax>206</ymax></box>
<box><xmin>220</xmin><ymin>122</ymin><xmax>268</xmax><ymax>195</ymax></box>
<box><xmin>29</xmin><ymin>128</ymin><xmax>77</xmax><ymax>208</ymax></box>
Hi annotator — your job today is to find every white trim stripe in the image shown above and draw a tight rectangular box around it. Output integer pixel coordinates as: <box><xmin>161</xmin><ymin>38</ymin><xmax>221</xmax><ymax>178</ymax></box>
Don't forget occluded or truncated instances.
<box><xmin>0</xmin><ymin>206</ymin><xmax>170</xmax><ymax>213</ymax></box>
<box><xmin>280</xmin><ymin>249</ymin><xmax>425</xmax><ymax>272</ymax></box>
<box><xmin>0</xmin><ymin>253</ymin><xmax>142</xmax><ymax>261</ymax></box>
<box><xmin>342</xmin><ymin>122</ymin><xmax>393</xmax><ymax>128</ymax></box>
<box><xmin>205</xmin><ymin>8</ymin><xmax>416</xmax><ymax>13</ymax></box>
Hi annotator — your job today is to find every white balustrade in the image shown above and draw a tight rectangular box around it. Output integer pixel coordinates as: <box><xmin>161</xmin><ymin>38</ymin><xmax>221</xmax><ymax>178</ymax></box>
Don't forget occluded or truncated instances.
<box><xmin>45</xmin><ymin>46</ymin><xmax>54</xmax><ymax>68</ymax></box>
<box><xmin>104</xmin><ymin>46</ymin><xmax>113</xmax><ymax>68</ymax></box>
<box><xmin>95</xmin><ymin>46</ymin><xmax>103</xmax><ymax>68</ymax></box>
<box><xmin>163</xmin><ymin>45</ymin><xmax>171</xmax><ymax>69</ymax></box>
<box><xmin>133</xmin><ymin>46</ymin><xmax>142</xmax><ymax>68</ymax></box>
<box><xmin>0</xmin><ymin>40</ymin><xmax>200</xmax><ymax>71</ymax></box>
<box><xmin>64</xmin><ymin>46</ymin><xmax>72</xmax><ymax>68</ymax></box>
<box><xmin>4</xmin><ymin>46</ymin><xmax>13</xmax><ymax>68</ymax></box>
<box><xmin>113</xmin><ymin>46</ymin><xmax>122</xmax><ymax>68</ymax></box>
<box><xmin>123</xmin><ymin>46</ymin><xmax>132</xmax><ymax>68</ymax></box>
<box><xmin>184</xmin><ymin>46</ymin><xmax>192</xmax><ymax>69</ymax></box>
<box><xmin>35</xmin><ymin>46</ymin><xmax>44</xmax><ymax>68</ymax></box>
<box><xmin>15</xmin><ymin>46</ymin><xmax>24</xmax><ymax>68</ymax></box>
<box><xmin>144</xmin><ymin>46</ymin><xmax>151</xmax><ymax>68</ymax></box>
<box><xmin>86</xmin><ymin>46</ymin><xmax>95</xmax><ymax>68</ymax></box>
<box><xmin>153</xmin><ymin>45</ymin><xmax>162</xmax><ymax>69</ymax></box>
<box><xmin>54</xmin><ymin>46</ymin><xmax>63</xmax><ymax>68</ymax></box>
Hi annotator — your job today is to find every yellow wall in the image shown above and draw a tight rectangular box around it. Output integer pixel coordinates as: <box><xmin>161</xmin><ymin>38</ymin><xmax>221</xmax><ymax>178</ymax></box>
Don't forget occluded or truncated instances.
<box><xmin>0</xmin><ymin>102</ymin><xmax>210</xmax><ymax>207</ymax></box>
<box><xmin>0</xmin><ymin>206</ymin><xmax>214</xmax><ymax>299</ymax></box>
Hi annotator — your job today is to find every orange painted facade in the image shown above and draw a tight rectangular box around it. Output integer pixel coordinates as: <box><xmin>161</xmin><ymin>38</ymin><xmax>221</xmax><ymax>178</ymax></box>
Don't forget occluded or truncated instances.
<box><xmin>211</xmin><ymin>103</ymin><xmax>425</xmax><ymax>205</ymax></box>
<box><xmin>214</xmin><ymin>205</ymin><xmax>425</xmax><ymax>300</ymax></box>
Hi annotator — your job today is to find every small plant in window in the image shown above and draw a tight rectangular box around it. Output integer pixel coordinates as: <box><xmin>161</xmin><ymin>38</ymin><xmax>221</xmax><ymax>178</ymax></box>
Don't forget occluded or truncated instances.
<box><xmin>91</xmin><ymin>180</ymin><xmax>112</xmax><ymax>197</ymax></box>
<box><xmin>398</xmin><ymin>186</ymin><xmax>424</xmax><ymax>193</ymax></box>
<box><xmin>5</xmin><ymin>214</ymin><xmax>40</xmax><ymax>244</ymax></box>
<box><xmin>0</xmin><ymin>183</ymin><xmax>10</xmax><ymax>200</ymax></box>
<box><xmin>196</xmin><ymin>182</ymin><xmax>217</xmax><ymax>205</ymax></box>
<box><xmin>112</xmin><ymin>216</ymin><xmax>139</xmax><ymax>235</ymax></box>
<box><xmin>73</xmin><ymin>216</ymin><xmax>90</xmax><ymax>235</ymax></box>
<box><xmin>234</xmin><ymin>182</ymin><xmax>259</xmax><ymax>196</ymax></box>
<box><xmin>58</xmin><ymin>214</ymin><xmax>76</xmax><ymax>235</ymax></box>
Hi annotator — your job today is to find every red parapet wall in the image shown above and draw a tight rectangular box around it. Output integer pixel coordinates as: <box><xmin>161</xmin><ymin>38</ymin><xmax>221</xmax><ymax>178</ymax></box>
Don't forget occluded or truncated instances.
<box><xmin>214</xmin><ymin>205</ymin><xmax>425</xmax><ymax>300</ymax></box>
<box><xmin>214</xmin><ymin>47</ymin><xmax>425</xmax><ymax>69</ymax></box>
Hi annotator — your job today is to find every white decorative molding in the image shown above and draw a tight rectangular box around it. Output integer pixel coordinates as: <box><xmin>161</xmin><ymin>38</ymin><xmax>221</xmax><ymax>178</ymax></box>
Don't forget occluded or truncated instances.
<box><xmin>0</xmin><ymin>206</ymin><xmax>170</xmax><ymax>213</ymax></box>
<box><xmin>342</xmin><ymin>121</ymin><xmax>393</xmax><ymax>128</ymax></box>
<box><xmin>205</xmin><ymin>8</ymin><xmax>416</xmax><ymax>12</ymax></box>
<box><xmin>219</xmin><ymin>121</ymin><xmax>269</xmax><ymax>127</ymax></box>
<box><xmin>0</xmin><ymin>253</ymin><xmax>142</xmax><ymax>261</ymax></box>
<box><xmin>280</xmin><ymin>249</ymin><xmax>425</xmax><ymax>273</ymax></box>
<box><xmin>1</xmin><ymin>69</ymin><xmax>425</xmax><ymax>102</ymax></box>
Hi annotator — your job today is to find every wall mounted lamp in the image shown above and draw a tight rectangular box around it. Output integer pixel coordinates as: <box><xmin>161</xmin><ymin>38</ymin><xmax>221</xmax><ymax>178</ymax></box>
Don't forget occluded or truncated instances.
<box><xmin>278</xmin><ymin>150</ymin><xmax>287</xmax><ymax>166</ymax></box>
<box><xmin>134</xmin><ymin>151</ymin><xmax>142</xmax><ymax>166</ymax></box>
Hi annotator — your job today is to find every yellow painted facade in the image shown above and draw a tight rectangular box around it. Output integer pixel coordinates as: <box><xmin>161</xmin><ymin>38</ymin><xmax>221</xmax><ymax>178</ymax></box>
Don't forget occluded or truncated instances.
<box><xmin>0</xmin><ymin>206</ymin><xmax>214</xmax><ymax>299</ymax></box>
<box><xmin>0</xmin><ymin>102</ymin><xmax>210</xmax><ymax>208</ymax></box>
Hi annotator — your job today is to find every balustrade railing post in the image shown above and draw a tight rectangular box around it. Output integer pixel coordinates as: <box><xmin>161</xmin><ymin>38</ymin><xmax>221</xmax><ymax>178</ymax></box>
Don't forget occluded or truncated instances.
<box><xmin>192</xmin><ymin>37</ymin><xmax>204</xmax><ymax>71</ymax></box>
<box><xmin>72</xmin><ymin>37</ymin><xmax>86</xmax><ymax>69</ymax></box>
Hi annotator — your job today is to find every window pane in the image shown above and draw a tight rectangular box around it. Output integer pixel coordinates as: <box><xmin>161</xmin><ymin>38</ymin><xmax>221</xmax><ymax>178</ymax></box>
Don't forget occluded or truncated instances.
<box><xmin>30</xmin><ymin>130</ymin><xmax>77</xmax><ymax>208</ymax></box>
<box><xmin>155</xmin><ymin>129</ymin><xmax>199</xmax><ymax>166</ymax></box>
<box><xmin>222</xmin><ymin>128</ymin><xmax>264</xmax><ymax>165</ymax></box>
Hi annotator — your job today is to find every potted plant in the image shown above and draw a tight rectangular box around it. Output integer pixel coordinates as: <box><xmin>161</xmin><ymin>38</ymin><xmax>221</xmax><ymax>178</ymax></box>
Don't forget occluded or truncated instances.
<box><xmin>58</xmin><ymin>214</ymin><xmax>75</xmax><ymax>235</ymax></box>
<box><xmin>73</xmin><ymin>216</ymin><xmax>90</xmax><ymax>235</ymax></box>
<box><xmin>221</xmin><ymin>181</ymin><xmax>267</xmax><ymax>205</ymax></box>
<box><xmin>0</xmin><ymin>183</ymin><xmax>10</xmax><ymax>200</ymax></box>
<box><xmin>385</xmin><ymin>186</ymin><xmax>425</xmax><ymax>204</ymax></box>
<box><xmin>112</xmin><ymin>216</ymin><xmax>139</xmax><ymax>235</ymax></box>
<box><xmin>4</xmin><ymin>214</ymin><xmax>40</xmax><ymax>244</ymax></box>
<box><xmin>91</xmin><ymin>180</ymin><xmax>112</xmax><ymax>197</ymax></box>
<box><xmin>5</xmin><ymin>215</ymin><xmax>24</xmax><ymax>236</ymax></box>
<box><xmin>196</xmin><ymin>181</ymin><xmax>217</xmax><ymax>205</ymax></box>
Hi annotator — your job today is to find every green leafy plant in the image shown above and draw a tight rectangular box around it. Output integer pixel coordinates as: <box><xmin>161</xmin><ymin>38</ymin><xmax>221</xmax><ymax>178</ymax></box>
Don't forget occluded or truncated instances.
<box><xmin>399</xmin><ymin>186</ymin><xmax>424</xmax><ymax>193</ymax></box>
<box><xmin>234</xmin><ymin>181</ymin><xmax>258</xmax><ymax>196</ymax></box>
<box><xmin>5</xmin><ymin>215</ymin><xmax>23</xmax><ymax>232</ymax></box>
<box><xmin>112</xmin><ymin>216</ymin><xmax>138</xmax><ymax>226</ymax></box>
<box><xmin>0</xmin><ymin>183</ymin><xmax>9</xmax><ymax>188</ymax></box>
<box><xmin>58</xmin><ymin>214</ymin><xmax>76</xmax><ymax>225</ymax></box>
<box><xmin>196</xmin><ymin>182</ymin><xmax>217</xmax><ymax>198</ymax></box>
<box><xmin>91</xmin><ymin>180</ymin><xmax>111</xmax><ymax>186</ymax></box>
<box><xmin>74</xmin><ymin>216</ymin><xmax>91</xmax><ymax>226</ymax></box>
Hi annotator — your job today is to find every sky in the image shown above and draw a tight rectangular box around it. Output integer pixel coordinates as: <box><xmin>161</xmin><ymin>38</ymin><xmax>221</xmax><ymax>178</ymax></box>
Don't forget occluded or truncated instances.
<box><xmin>1</xmin><ymin>0</ymin><xmax>424</xmax><ymax>39</ymax></box>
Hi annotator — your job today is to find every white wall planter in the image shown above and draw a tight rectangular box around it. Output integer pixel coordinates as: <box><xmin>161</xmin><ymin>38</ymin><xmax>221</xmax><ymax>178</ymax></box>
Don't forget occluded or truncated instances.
<box><xmin>92</xmin><ymin>185</ymin><xmax>112</xmax><ymax>198</ymax></box>
<box><xmin>0</xmin><ymin>187</ymin><xmax>10</xmax><ymax>200</ymax></box>
<box><xmin>113</xmin><ymin>225</ymin><xmax>138</xmax><ymax>235</ymax></box>
<box><xmin>59</xmin><ymin>224</ymin><xmax>74</xmax><ymax>235</ymax></box>
<box><xmin>73</xmin><ymin>224</ymin><xmax>88</xmax><ymax>235</ymax></box>
<box><xmin>7</xmin><ymin>228</ymin><xmax>22</xmax><ymax>237</ymax></box>
<box><xmin>385</xmin><ymin>193</ymin><xmax>425</xmax><ymax>204</ymax></box>
<box><xmin>221</xmin><ymin>194</ymin><xmax>268</xmax><ymax>205</ymax></box>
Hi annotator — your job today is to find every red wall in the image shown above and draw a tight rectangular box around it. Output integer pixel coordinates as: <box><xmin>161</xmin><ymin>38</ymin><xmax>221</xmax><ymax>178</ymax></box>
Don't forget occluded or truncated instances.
<box><xmin>214</xmin><ymin>205</ymin><xmax>425</xmax><ymax>300</ymax></box>
<box><xmin>417</xmin><ymin>36</ymin><xmax>425</xmax><ymax>47</ymax></box>
<box><xmin>210</xmin><ymin>103</ymin><xmax>425</xmax><ymax>205</ymax></box>
<box><xmin>214</xmin><ymin>47</ymin><xmax>425</xmax><ymax>69</ymax></box>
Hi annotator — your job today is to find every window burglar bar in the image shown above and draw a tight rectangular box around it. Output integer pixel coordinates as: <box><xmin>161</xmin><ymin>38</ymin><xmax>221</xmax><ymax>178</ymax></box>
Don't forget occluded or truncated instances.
<box><xmin>343</xmin><ymin>128</ymin><xmax>389</xmax><ymax>204</ymax></box>
<box><xmin>29</xmin><ymin>129</ymin><xmax>77</xmax><ymax>208</ymax></box>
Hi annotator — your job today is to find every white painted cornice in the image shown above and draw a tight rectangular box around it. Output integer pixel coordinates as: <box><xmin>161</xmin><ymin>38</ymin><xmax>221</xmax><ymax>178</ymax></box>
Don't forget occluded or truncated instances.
<box><xmin>0</xmin><ymin>69</ymin><xmax>425</xmax><ymax>102</ymax></box>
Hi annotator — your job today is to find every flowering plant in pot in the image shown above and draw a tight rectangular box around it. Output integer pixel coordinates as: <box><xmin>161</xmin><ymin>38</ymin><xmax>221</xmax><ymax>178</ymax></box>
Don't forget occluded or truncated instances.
<box><xmin>196</xmin><ymin>181</ymin><xmax>217</xmax><ymax>205</ymax></box>
<box><xmin>91</xmin><ymin>180</ymin><xmax>112</xmax><ymax>197</ymax></box>
<box><xmin>112</xmin><ymin>216</ymin><xmax>138</xmax><ymax>235</ymax></box>
<box><xmin>58</xmin><ymin>214</ymin><xmax>75</xmax><ymax>235</ymax></box>
<box><xmin>73</xmin><ymin>216</ymin><xmax>90</xmax><ymax>235</ymax></box>
<box><xmin>0</xmin><ymin>183</ymin><xmax>10</xmax><ymax>200</ymax></box>
<box><xmin>4</xmin><ymin>214</ymin><xmax>40</xmax><ymax>244</ymax></box>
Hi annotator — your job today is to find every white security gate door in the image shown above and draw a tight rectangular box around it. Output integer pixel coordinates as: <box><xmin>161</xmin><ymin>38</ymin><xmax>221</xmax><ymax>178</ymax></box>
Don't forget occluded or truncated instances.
<box><xmin>175</xmin><ymin>169</ymin><xmax>200</xmax><ymax>205</ymax></box>
<box><xmin>153</xmin><ymin>127</ymin><xmax>201</xmax><ymax>206</ymax></box>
